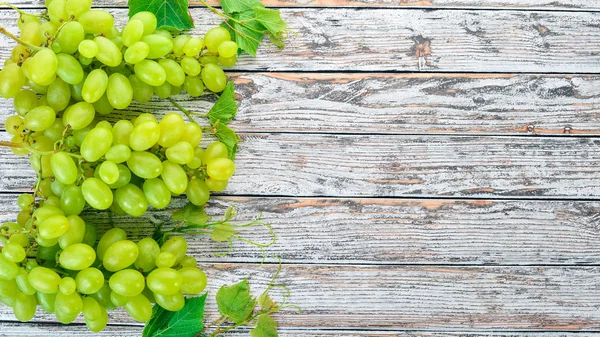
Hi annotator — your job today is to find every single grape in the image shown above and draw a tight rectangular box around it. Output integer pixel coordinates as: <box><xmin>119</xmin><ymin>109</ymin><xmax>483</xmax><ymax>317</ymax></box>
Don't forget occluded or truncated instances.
<box><xmin>85</xmin><ymin>305</ymin><xmax>108</xmax><ymax>332</ymax></box>
<box><xmin>107</xmin><ymin>73</ymin><xmax>133</xmax><ymax>109</ymax></box>
<box><xmin>109</xmin><ymin>269</ymin><xmax>145</xmax><ymax>297</ymax></box>
<box><xmin>218</xmin><ymin>55</ymin><xmax>238</xmax><ymax>68</ymax></box>
<box><xmin>78</xmin><ymin>10</ymin><xmax>115</xmax><ymax>34</ymax></box>
<box><xmin>50</xmin><ymin>152</ymin><xmax>78</xmax><ymax>185</ymax></box>
<box><xmin>129</xmin><ymin>120</ymin><xmax>160</xmax><ymax>151</ymax></box>
<box><xmin>105</xmin><ymin>144</ymin><xmax>132</xmax><ymax>163</ymax></box>
<box><xmin>0</xmin><ymin>63</ymin><xmax>26</xmax><ymax>98</ymax></box>
<box><xmin>206</xmin><ymin>157</ymin><xmax>235</xmax><ymax>180</ymax></box>
<box><xmin>82</xmin><ymin>69</ymin><xmax>109</xmax><ymax>103</ymax></box>
<box><xmin>13</xmin><ymin>89</ymin><xmax>38</xmax><ymax>116</ymax></box>
<box><xmin>203</xmin><ymin>141</ymin><xmax>228</xmax><ymax>162</ymax></box>
<box><xmin>81</xmin><ymin>126</ymin><xmax>113</xmax><ymax>161</ymax></box>
<box><xmin>82</xmin><ymin>296</ymin><xmax>103</xmax><ymax>321</ymax></box>
<box><xmin>157</xmin><ymin>113</ymin><xmax>185</xmax><ymax>147</ymax></box>
<box><xmin>75</xmin><ymin>267</ymin><xmax>104</xmax><ymax>294</ymax></box>
<box><xmin>124</xmin><ymin>41</ymin><xmax>150</xmax><ymax>64</ymax></box>
<box><xmin>201</xmin><ymin>63</ymin><xmax>227</xmax><ymax>93</ymax></box>
<box><xmin>161</xmin><ymin>160</ymin><xmax>188</xmax><ymax>195</ymax></box>
<box><xmin>179</xmin><ymin>267</ymin><xmax>207</xmax><ymax>294</ymax></box>
<box><xmin>154</xmin><ymin>292</ymin><xmax>184</xmax><ymax>311</ymax></box>
<box><xmin>154</xmin><ymin>82</ymin><xmax>172</xmax><ymax>99</ymax></box>
<box><xmin>5</xmin><ymin>115</ymin><xmax>24</xmax><ymax>136</ymax></box>
<box><xmin>36</xmin><ymin>291</ymin><xmax>57</xmax><ymax>313</ymax></box>
<box><xmin>47</xmin><ymin>0</ymin><xmax>68</xmax><ymax>23</ymax></box>
<box><xmin>115</xmin><ymin>184</ymin><xmax>148</xmax><ymax>217</ymax></box>
<box><xmin>0</xmin><ymin>278</ymin><xmax>18</xmax><ymax>306</ymax></box>
<box><xmin>2</xmin><ymin>242</ymin><xmax>26</xmax><ymax>263</ymax></box>
<box><xmin>142</xmin><ymin>178</ymin><xmax>172</xmax><ymax>209</ymax></box>
<box><xmin>186</xmin><ymin>178</ymin><xmax>211</xmax><ymax>206</ymax></box>
<box><xmin>125</xmin><ymin>293</ymin><xmax>152</xmax><ymax>322</ymax></box>
<box><xmin>183</xmin><ymin>37</ymin><xmax>203</xmax><ymax>57</ymax></box>
<box><xmin>166</xmin><ymin>141</ymin><xmax>195</xmax><ymax>164</ymax></box>
<box><xmin>129</xmin><ymin>74</ymin><xmax>154</xmax><ymax>103</ymax></box>
<box><xmin>78</xmin><ymin>39</ymin><xmax>99</xmax><ymax>58</ymax></box>
<box><xmin>110</xmin><ymin>290</ymin><xmax>129</xmax><ymax>306</ymax></box>
<box><xmin>103</xmin><ymin>239</ymin><xmax>139</xmax><ymax>272</ymax></box>
<box><xmin>127</xmin><ymin>152</ymin><xmax>163</xmax><ymax>180</ymax></box>
<box><xmin>59</xmin><ymin>243</ymin><xmax>96</xmax><ymax>270</ymax></box>
<box><xmin>122</xmin><ymin>19</ymin><xmax>145</xmax><ymax>46</ymax></box>
<box><xmin>180</xmin><ymin>256</ymin><xmax>197</xmax><ymax>268</ymax></box>
<box><xmin>160</xmin><ymin>236</ymin><xmax>187</xmax><ymax>263</ymax></box>
<box><xmin>218</xmin><ymin>41</ymin><xmax>239</xmax><ymax>58</ymax></box>
<box><xmin>66</xmin><ymin>0</ymin><xmax>92</xmax><ymax>19</ymax></box>
<box><xmin>38</xmin><ymin>214</ymin><xmax>70</xmax><ymax>240</ymax></box>
<box><xmin>28</xmin><ymin>48</ymin><xmax>58</xmax><ymax>86</ymax></box>
<box><xmin>56</xmin><ymin>53</ymin><xmax>85</xmax><ymax>85</ymax></box>
<box><xmin>94</xmin><ymin>36</ymin><xmax>123</xmax><ymax>67</ymax></box>
<box><xmin>183</xmin><ymin>75</ymin><xmax>204</xmax><ymax>97</ymax></box>
<box><xmin>21</xmin><ymin>21</ymin><xmax>44</xmax><ymax>46</ymax></box>
<box><xmin>130</xmin><ymin>11</ymin><xmax>157</xmax><ymax>35</ymax></box>
<box><xmin>59</xmin><ymin>277</ymin><xmax>77</xmax><ymax>295</ymax></box>
<box><xmin>146</xmin><ymin>267</ymin><xmax>183</xmax><ymax>295</ymax></box>
<box><xmin>142</xmin><ymin>34</ymin><xmax>174</xmax><ymax>59</ymax></box>
<box><xmin>112</xmin><ymin>119</ymin><xmax>134</xmax><ymax>146</ymax></box>
<box><xmin>55</xmin><ymin>21</ymin><xmax>85</xmax><ymax>54</ymax></box>
<box><xmin>81</xmin><ymin>177</ymin><xmax>113</xmax><ymax>210</ymax></box>
<box><xmin>205</xmin><ymin>177</ymin><xmax>229</xmax><ymax>192</ymax></box>
<box><xmin>159</xmin><ymin>59</ymin><xmax>186</xmax><ymax>87</ymax></box>
<box><xmin>58</xmin><ymin>214</ymin><xmax>86</xmax><ymax>247</ymax></box>
<box><xmin>28</xmin><ymin>267</ymin><xmax>61</xmax><ymax>293</ymax></box>
<box><xmin>134</xmin><ymin>237</ymin><xmax>161</xmax><ymax>272</ymax></box>
<box><xmin>63</xmin><ymin>101</ymin><xmax>95</xmax><ymax>130</ymax></box>
<box><xmin>17</xmin><ymin>194</ymin><xmax>33</xmax><ymax>210</ymax></box>
<box><xmin>134</xmin><ymin>60</ymin><xmax>167</xmax><ymax>87</ymax></box>
<box><xmin>204</xmin><ymin>27</ymin><xmax>231</xmax><ymax>52</ymax></box>
<box><xmin>13</xmin><ymin>292</ymin><xmax>37</xmax><ymax>322</ymax></box>
<box><xmin>55</xmin><ymin>291</ymin><xmax>83</xmax><ymax>322</ymax></box>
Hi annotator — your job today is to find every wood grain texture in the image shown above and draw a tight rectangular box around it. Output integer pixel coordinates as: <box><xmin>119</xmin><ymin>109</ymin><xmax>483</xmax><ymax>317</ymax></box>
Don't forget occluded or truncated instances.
<box><xmin>2</xmin><ymin>9</ymin><xmax>600</xmax><ymax>72</ymax></box>
<box><xmin>2</xmin><ymin>264</ymin><xmax>600</xmax><ymax>330</ymax></box>
<box><xmin>2</xmin><ymin>133</ymin><xmax>600</xmax><ymax>198</ymax></box>
<box><xmin>1</xmin><ymin>194</ymin><xmax>599</xmax><ymax>265</ymax></box>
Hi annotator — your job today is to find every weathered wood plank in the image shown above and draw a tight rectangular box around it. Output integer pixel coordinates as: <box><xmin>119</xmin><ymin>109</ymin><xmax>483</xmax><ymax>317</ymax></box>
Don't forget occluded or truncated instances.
<box><xmin>1</xmin><ymin>194</ymin><xmax>600</xmax><ymax>265</ymax></box>
<box><xmin>2</xmin><ymin>133</ymin><xmax>600</xmax><ymax>198</ymax></box>
<box><xmin>2</xmin><ymin>265</ymin><xmax>600</xmax><ymax>330</ymax></box>
<box><xmin>4</xmin><ymin>73</ymin><xmax>600</xmax><ymax>135</ymax></box>
<box><xmin>2</xmin><ymin>9</ymin><xmax>600</xmax><ymax>72</ymax></box>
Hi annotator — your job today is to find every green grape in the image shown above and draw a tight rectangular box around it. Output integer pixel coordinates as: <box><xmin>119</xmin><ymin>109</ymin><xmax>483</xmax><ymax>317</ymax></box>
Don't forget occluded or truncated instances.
<box><xmin>38</xmin><ymin>214</ymin><xmax>70</xmax><ymax>240</ymax></box>
<box><xmin>94</xmin><ymin>36</ymin><xmax>123</xmax><ymax>67</ymax></box>
<box><xmin>55</xmin><ymin>291</ymin><xmax>83</xmax><ymax>322</ymax></box>
<box><xmin>125</xmin><ymin>293</ymin><xmax>152</xmax><ymax>322</ymax></box>
<box><xmin>218</xmin><ymin>55</ymin><xmax>237</xmax><ymax>68</ymax></box>
<box><xmin>28</xmin><ymin>49</ymin><xmax>58</xmax><ymax>86</ymax></box>
<box><xmin>110</xmin><ymin>290</ymin><xmax>128</xmax><ymax>306</ymax></box>
<box><xmin>146</xmin><ymin>267</ymin><xmax>182</xmax><ymax>295</ymax></box>
<box><xmin>179</xmin><ymin>267</ymin><xmax>207</xmax><ymax>294</ymax></box>
<box><xmin>124</xmin><ymin>41</ymin><xmax>149</xmax><ymax>65</ymax></box>
<box><xmin>44</xmin><ymin>117</ymin><xmax>65</xmax><ymax>142</ymax></box>
<box><xmin>81</xmin><ymin>126</ymin><xmax>113</xmax><ymax>161</ymax></box>
<box><xmin>36</xmin><ymin>235</ymin><xmax>59</xmax><ymax>248</ymax></box>
<box><xmin>96</xmin><ymin>161</ymin><xmax>118</xmax><ymax>185</ymax></box>
<box><xmin>114</xmin><ymin>184</ymin><xmax>148</xmax><ymax>217</ymax></box>
<box><xmin>75</xmin><ymin>267</ymin><xmax>104</xmax><ymax>294</ymax></box>
<box><xmin>47</xmin><ymin>78</ymin><xmax>71</xmax><ymax>112</ymax></box>
<box><xmin>96</xmin><ymin>228</ymin><xmax>127</xmax><ymax>260</ymax></box>
<box><xmin>181</xmin><ymin>57</ymin><xmax>201</xmax><ymax>76</ymax></box>
<box><xmin>166</xmin><ymin>141</ymin><xmax>195</xmax><ymax>164</ymax></box>
<box><xmin>62</xmin><ymin>101</ymin><xmax>95</xmax><ymax>130</ymax></box>
<box><xmin>173</xmin><ymin>34</ymin><xmax>191</xmax><ymax>56</ymax></box>
<box><xmin>85</xmin><ymin>306</ymin><xmax>108</xmax><ymax>332</ymax></box>
<box><xmin>161</xmin><ymin>161</ymin><xmax>188</xmax><ymax>195</ymax></box>
<box><xmin>134</xmin><ymin>60</ymin><xmax>167</xmax><ymax>87</ymax></box>
<box><xmin>27</xmin><ymin>79</ymin><xmax>49</xmax><ymax>95</ymax></box>
<box><xmin>0</xmin><ymin>63</ymin><xmax>26</xmax><ymax>98</ymax></box>
<box><xmin>157</xmin><ymin>113</ymin><xmax>184</xmax><ymax>147</ymax></box>
<box><xmin>154</xmin><ymin>82</ymin><xmax>172</xmax><ymax>99</ymax></box>
<box><xmin>206</xmin><ymin>157</ymin><xmax>235</xmax><ymax>180</ymax></box>
<box><xmin>82</xmin><ymin>296</ymin><xmax>103</xmax><ymax>321</ymax></box>
<box><xmin>9</xmin><ymin>233</ymin><xmax>30</xmax><ymax>248</ymax></box>
<box><xmin>79</xmin><ymin>55</ymin><xmax>93</xmax><ymax>65</ymax></box>
<box><xmin>183</xmin><ymin>75</ymin><xmax>204</xmax><ymax>97</ymax></box>
<box><xmin>217</xmin><ymin>41</ymin><xmax>238</xmax><ymax>58</ymax></box>
<box><xmin>142</xmin><ymin>178</ymin><xmax>171</xmax><ymax>209</ymax></box>
<box><xmin>59</xmin><ymin>243</ymin><xmax>96</xmax><ymax>270</ymax></box>
<box><xmin>160</xmin><ymin>236</ymin><xmax>187</xmax><ymax>263</ymax></box>
<box><xmin>13</xmin><ymin>292</ymin><xmax>37</xmax><ymax>322</ymax></box>
<box><xmin>109</xmin><ymin>269</ymin><xmax>145</xmax><ymax>296</ymax></box>
<box><xmin>205</xmin><ymin>177</ymin><xmax>229</xmax><ymax>192</ymax></box>
<box><xmin>17</xmin><ymin>13</ymin><xmax>40</xmax><ymax>30</ymax></box>
<box><xmin>183</xmin><ymin>37</ymin><xmax>203</xmax><ymax>57</ymax></box>
<box><xmin>81</xmin><ymin>178</ymin><xmax>113</xmax><ymax>210</ymax></box>
<box><xmin>2</xmin><ymin>242</ymin><xmax>26</xmax><ymax>263</ymax></box>
<box><xmin>50</xmin><ymin>152</ymin><xmax>77</xmax><ymax>185</ymax></box>
<box><xmin>90</xmin><ymin>282</ymin><xmax>114</xmax><ymax>309</ymax></box>
<box><xmin>112</xmin><ymin>120</ymin><xmax>134</xmax><ymax>146</ymax></box>
<box><xmin>21</xmin><ymin>21</ymin><xmax>44</xmax><ymax>46</ymax></box>
<box><xmin>200</xmin><ymin>55</ymin><xmax>218</xmax><ymax>65</ymax></box>
<box><xmin>36</xmin><ymin>244</ymin><xmax>60</xmax><ymax>263</ymax></box>
<box><xmin>78</xmin><ymin>39</ymin><xmax>98</xmax><ymax>58</ymax></box>
<box><xmin>186</xmin><ymin>178</ymin><xmax>211</xmax><ymax>206</ymax></box>
<box><xmin>56</xmin><ymin>53</ymin><xmax>84</xmax><ymax>85</ymax></box>
<box><xmin>180</xmin><ymin>256</ymin><xmax>197</xmax><ymax>268</ymax></box>
<box><xmin>82</xmin><ymin>223</ymin><xmax>98</xmax><ymax>247</ymax></box>
<box><xmin>11</xmin><ymin>44</ymin><xmax>30</xmax><ymax>63</ymax></box>
<box><xmin>60</xmin><ymin>185</ymin><xmax>86</xmax><ymax>216</ymax></box>
<box><xmin>28</xmin><ymin>267</ymin><xmax>61</xmax><ymax>293</ymax></box>
<box><xmin>0</xmin><ymin>278</ymin><xmax>18</xmax><ymax>306</ymax></box>
<box><xmin>59</xmin><ymin>277</ymin><xmax>76</xmax><ymax>294</ymax></box>
<box><xmin>66</xmin><ymin>0</ymin><xmax>92</xmax><ymax>18</ymax></box>
<box><xmin>105</xmin><ymin>144</ymin><xmax>131</xmax><ymax>163</ymax></box>
<box><xmin>158</xmin><ymin>59</ymin><xmax>186</xmax><ymax>87</ymax></box>
<box><xmin>48</xmin><ymin>0</ymin><xmax>67</xmax><ymax>23</ymax></box>
<box><xmin>72</xmin><ymin>124</ymin><xmax>93</xmax><ymax>147</ymax></box>
<box><xmin>37</xmin><ymin>291</ymin><xmax>57</xmax><ymax>313</ymax></box>
<box><xmin>17</xmin><ymin>211</ymin><xmax>32</xmax><ymax>228</ymax></box>
<box><xmin>44</xmin><ymin>195</ymin><xmax>62</xmax><ymax>208</ymax></box>
<box><xmin>126</xmin><ymin>152</ymin><xmax>162</xmax><ymax>179</ymax></box>
<box><xmin>205</xmin><ymin>27</ymin><xmax>231</xmax><ymax>52</ymax></box>
<box><xmin>106</xmin><ymin>73</ymin><xmax>133</xmax><ymax>109</ymax></box>
<box><xmin>155</xmin><ymin>251</ymin><xmax>176</xmax><ymax>268</ymax></box>
<box><xmin>129</xmin><ymin>74</ymin><xmax>154</xmax><ymax>103</ymax></box>
<box><xmin>172</xmin><ymin>84</ymin><xmax>183</xmax><ymax>94</ymax></box>
<box><xmin>39</xmin><ymin>21</ymin><xmax>58</xmax><ymax>39</ymax></box>
<box><xmin>141</xmin><ymin>34</ymin><xmax>174</xmax><ymax>59</ymax></box>
<box><xmin>134</xmin><ymin>237</ymin><xmax>160</xmax><ymax>272</ymax></box>
<box><xmin>201</xmin><ymin>63</ymin><xmax>227</xmax><ymax>93</ymax></box>
<box><xmin>70</xmin><ymin>74</ymin><xmax>87</xmax><ymax>101</ymax></box>
<box><xmin>58</xmin><ymin>214</ymin><xmax>85</xmax><ymax>248</ymax></box>
<box><xmin>203</xmin><ymin>141</ymin><xmax>228</xmax><ymax>162</ymax></box>
<box><xmin>78</xmin><ymin>10</ymin><xmax>115</xmax><ymax>34</ymax></box>
<box><xmin>122</xmin><ymin>19</ymin><xmax>144</xmax><ymax>46</ymax></box>
<box><xmin>82</xmin><ymin>69</ymin><xmax>109</xmax><ymax>103</ymax></box>
<box><xmin>108</xmin><ymin>164</ymin><xmax>132</xmax><ymax>189</ymax></box>
<box><xmin>131</xmin><ymin>11</ymin><xmax>157</xmax><ymax>35</ymax></box>
<box><xmin>129</xmin><ymin>120</ymin><xmax>160</xmax><ymax>151</ymax></box>
<box><xmin>175</xmin><ymin>124</ymin><xmax>201</xmax><ymax>149</ymax></box>
<box><xmin>155</xmin><ymin>292</ymin><xmax>184</xmax><ymax>311</ymax></box>
<box><xmin>55</xmin><ymin>21</ymin><xmax>85</xmax><ymax>54</ymax></box>
<box><xmin>14</xmin><ymin>89</ymin><xmax>39</xmax><ymax>116</ymax></box>
<box><xmin>5</xmin><ymin>115</ymin><xmax>24</xmax><ymax>136</ymax></box>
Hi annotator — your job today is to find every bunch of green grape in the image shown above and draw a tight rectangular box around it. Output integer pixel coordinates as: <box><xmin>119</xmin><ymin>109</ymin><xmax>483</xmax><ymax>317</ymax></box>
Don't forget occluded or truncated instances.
<box><xmin>0</xmin><ymin>215</ymin><xmax>207</xmax><ymax>332</ymax></box>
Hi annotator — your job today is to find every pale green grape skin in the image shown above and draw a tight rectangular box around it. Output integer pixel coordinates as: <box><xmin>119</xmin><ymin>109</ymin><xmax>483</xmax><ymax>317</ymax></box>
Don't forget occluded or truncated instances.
<box><xmin>160</xmin><ymin>236</ymin><xmax>187</xmax><ymax>263</ymax></box>
<box><xmin>10</xmin><ymin>233</ymin><xmax>30</xmax><ymax>248</ymax></box>
<box><xmin>24</xmin><ymin>106</ymin><xmax>56</xmax><ymax>132</ymax></box>
<box><xmin>0</xmin><ymin>278</ymin><xmax>18</xmax><ymax>305</ymax></box>
<box><xmin>33</xmin><ymin>205</ymin><xmax>64</xmax><ymax>223</ymax></box>
<box><xmin>142</xmin><ymin>34</ymin><xmax>174</xmax><ymax>59</ymax></box>
<box><xmin>36</xmin><ymin>291</ymin><xmax>57</xmax><ymax>313</ymax></box>
<box><xmin>183</xmin><ymin>75</ymin><xmax>204</xmax><ymax>97</ymax></box>
<box><xmin>5</xmin><ymin>115</ymin><xmax>24</xmax><ymax>136</ymax></box>
<box><xmin>124</xmin><ymin>41</ymin><xmax>149</xmax><ymax>64</ymax></box>
<box><xmin>14</xmin><ymin>89</ymin><xmax>38</xmax><ymax>116</ymax></box>
<box><xmin>81</xmin><ymin>223</ymin><xmax>97</xmax><ymax>247</ymax></box>
<box><xmin>134</xmin><ymin>237</ymin><xmax>160</xmax><ymax>272</ymax></box>
<box><xmin>35</xmin><ymin>235</ymin><xmax>59</xmax><ymax>248</ymax></box>
<box><xmin>82</xmin><ymin>69</ymin><xmax>109</xmax><ymax>103</ymax></box>
<box><xmin>81</xmin><ymin>177</ymin><xmax>113</xmax><ymax>210</ymax></box>
<box><xmin>142</xmin><ymin>178</ymin><xmax>171</xmax><ymax>209</ymax></box>
<box><xmin>134</xmin><ymin>60</ymin><xmax>167</xmax><ymax>87</ymax></box>
<box><xmin>0</xmin><ymin>63</ymin><xmax>26</xmax><ymax>98</ymax></box>
<box><xmin>173</xmin><ymin>34</ymin><xmax>191</xmax><ymax>57</ymax></box>
<box><xmin>70</xmin><ymin>74</ymin><xmax>86</xmax><ymax>101</ymax></box>
<box><xmin>131</xmin><ymin>11</ymin><xmax>157</xmax><ymax>35</ymax></box>
<box><xmin>82</xmin><ymin>296</ymin><xmax>103</xmax><ymax>321</ymax></box>
<box><xmin>66</xmin><ymin>0</ymin><xmax>92</xmax><ymax>18</ymax></box>
<box><xmin>78</xmin><ymin>10</ymin><xmax>115</xmax><ymax>34</ymax></box>
<box><xmin>38</xmin><ymin>214</ymin><xmax>70</xmax><ymax>240</ymax></box>
<box><xmin>109</xmin><ymin>269</ymin><xmax>145</xmax><ymax>297</ymax></box>
<box><xmin>203</xmin><ymin>141</ymin><xmax>228</xmax><ymax>162</ymax></box>
<box><xmin>29</xmin><ymin>49</ymin><xmax>58</xmax><ymax>86</ymax></box>
<box><xmin>59</xmin><ymin>243</ymin><xmax>96</xmax><ymax>270</ymax></box>
<box><xmin>47</xmin><ymin>77</ymin><xmax>71</xmax><ymax>111</ymax></box>
<box><xmin>205</xmin><ymin>27</ymin><xmax>231</xmax><ymax>52</ymax></box>
<box><xmin>28</xmin><ymin>267</ymin><xmax>61</xmax><ymax>293</ymax></box>
<box><xmin>92</xmin><ymin>94</ymin><xmax>114</xmax><ymax>115</ymax></box>
<box><xmin>63</xmin><ymin>101</ymin><xmax>95</xmax><ymax>130</ymax></box>
<box><xmin>58</xmin><ymin>214</ymin><xmax>86</xmax><ymax>247</ymax></box>
<box><xmin>56</xmin><ymin>54</ymin><xmax>84</xmax><ymax>85</ymax></box>
<box><xmin>157</xmin><ymin>113</ymin><xmax>184</xmax><ymax>147</ymax></box>
<box><xmin>159</xmin><ymin>59</ymin><xmax>186</xmax><ymax>86</ymax></box>
<box><xmin>16</xmin><ymin>269</ymin><xmax>37</xmax><ymax>295</ymax></box>
<box><xmin>112</xmin><ymin>120</ymin><xmax>134</xmax><ymax>146</ymax></box>
<box><xmin>36</xmin><ymin>243</ymin><xmax>60</xmax><ymax>263</ymax></box>
<box><xmin>205</xmin><ymin>177</ymin><xmax>229</xmax><ymax>192</ymax></box>
<box><xmin>110</xmin><ymin>290</ymin><xmax>128</xmax><ymax>306</ymax></box>
<box><xmin>85</xmin><ymin>306</ymin><xmax>108</xmax><ymax>332</ymax></box>
<box><xmin>146</xmin><ymin>267</ymin><xmax>183</xmax><ymax>295</ymax></box>
<box><xmin>106</xmin><ymin>73</ymin><xmax>133</xmax><ymax>109</ymax></box>
<box><xmin>218</xmin><ymin>55</ymin><xmax>237</xmax><ymax>68</ymax></box>
<box><xmin>207</xmin><ymin>157</ymin><xmax>235</xmax><ymax>180</ymax></box>
<box><xmin>81</xmin><ymin>126</ymin><xmax>113</xmax><ymax>161</ymax></box>
<box><xmin>60</xmin><ymin>185</ymin><xmax>86</xmax><ymax>216</ymax></box>
<box><xmin>2</xmin><ymin>242</ymin><xmax>26</xmax><ymax>263</ymax></box>
<box><xmin>201</xmin><ymin>63</ymin><xmax>227</xmax><ymax>93</ymax></box>
<box><xmin>179</xmin><ymin>267</ymin><xmax>207</xmax><ymax>294</ymax></box>
<box><xmin>161</xmin><ymin>160</ymin><xmax>188</xmax><ymax>195</ymax></box>
<box><xmin>180</xmin><ymin>256</ymin><xmax>197</xmax><ymax>268</ymax></box>
<box><xmin>183</xmin><ymin>37</ymin><xmax>203</xmax><ymax>57</ymax></box>
<box><xmin>181</xmin><ymin>57</ymin><xmax>201</xmax><ymax>76</ymax></box>
<box><xmin>155</xmin><ymin>292</ymin><xmax>184</xmax><ymax>311</ymax></box>
<box><xmin>218</xmin><ymin>41</ymin><xmax>238</xmax><ymax>58</ymax></box>
<box><xmin>55</xmin><ymin>291</ymin><xmax>83</xmax><ymax>320</ymax></box>
<box><xmin>51</xmin><ymin>152</ymin><xmax>78</xmax><ymax>185</ymax></box>
<box><xmin>108</xmin><ymin>164</ymin><xmax>132</xmax><ymax>189</ymax></box>
<box><xmin>55</xmin><ymin>21</ymin><xmax>85</xmax><ymax>54</ymax></box>
<box><xmin>186</xmin><ymin>178</ymin><xmax>211</xmax><ymax>206</ymax></box>
<box><xmin>90</xmin><ymin>282</ymin><xmax>114</xmax><ymax>310</ymax></box>
<box><xmin>200</xmin><ymin>55</ymin><xmax>219</xmax><ymax>65</ymax></box>
<box><xmin>115</xmin><ymin>184</ymin><xmax>148</xmax><ymax>217</ymax></box>
<box><xmin>155</xmin><ymin>251</ymin><xmax>176</xmax><ymax>268</ymax></box>
<box><xmin>177</xmin><ymin>123</ymin><xmax>202</xmax><ymax>148</ymax></box>
<box><xmin>59</xmin><ymin>277</ymin><xmax>77</xmax><ymax>295</ymax></box>
<box><xmin>129</xmin><ymin>120</ymin><xmax>160</xmax><ymax>151</ymax></box>
<box><xmin>0</xmin><ymin>253</ymin><xmax>19</xmax><ymax>280</ymax></box>
<box><xmin>166</xmin><ymin>141</ymin><xmax>195</xmax><ymax>164</ymax></box>
<box><xmin>125</xmin><ymin>293</ymin><xmax>152</xmax><ymax>322</ymax></box>
<box><xmin>105</xmin><ymin>144</ymin><xmax>131</xmax><ymax>163</ymax></box>
<box><xmin>122</xmin><ymin>19</ymin><xmax>144</xmax><ymax>46</ymax></box>
<box><xmin>75</xmin><ymin>267</ymin><xmax>104</xmax><ymax>294</ymax></box>
<box><xmin>154</xmin><ymin>82</ymin><xmax>171</xmax><ymax>99</ymax></box>
<box><xmin>129</xmin><ymin>74</ymin><xmax>154</xmax><ymax>103</ymax></box>
<box><xmin>13</xmin><ymin>292</ymin><xmax>37</xmax><ymax>322</ymax></box>
<box><xmin>94</xmin><ymin>36</ymin><xmax>123</xmax><ymax>67</ymax></box>
<box><xmin>78</xmin><ymin>39</ymin><xmax>98</xmax><ymax>58</ymax></box>
<box><xmin>48</xmin><ymin>0</ymin><xmax>67</xmax><ymax>23</ymax></box>
<box><xmin>21</xmin><ymin>21</ymin><xmax>44</xmax><ymax>46</ymax></box>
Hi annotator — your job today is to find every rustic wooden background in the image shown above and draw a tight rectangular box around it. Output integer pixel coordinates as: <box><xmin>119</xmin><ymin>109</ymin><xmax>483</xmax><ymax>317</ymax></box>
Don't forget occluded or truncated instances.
<box><xmin>2</xmin><ymin>0</ymin><xmax>600</xmax><ymax>336</ymax></box>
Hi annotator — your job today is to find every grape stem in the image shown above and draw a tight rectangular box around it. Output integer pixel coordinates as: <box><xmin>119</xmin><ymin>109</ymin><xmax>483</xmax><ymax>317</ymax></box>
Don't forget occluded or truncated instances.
<box><xmin>0</xmin><ymin>26</ymin><xmax>42</xmax><ymax>52</ymax></box>
<box><xmin>167</xmin><ymin>97</ymin><xmax>207</xmax><ymax>123</ymax></box>
<box><xmin>0</xmin><ymin>2</ymin><xmax>44</xmax><ymax>18</ymax></box>
<box><xmin>197</xmin><ymin>0</ymin><xmax>266</xmax><ymax>44</ymax></box>
<box><xmin>0</xmin><ymin>140</ymin><xmax>81</xmax><ymax>159</ymax></box>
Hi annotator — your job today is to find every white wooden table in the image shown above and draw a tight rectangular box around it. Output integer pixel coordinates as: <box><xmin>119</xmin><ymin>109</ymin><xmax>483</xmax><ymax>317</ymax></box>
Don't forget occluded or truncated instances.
<box><xmin>1</xmin><ymin>1</ymin><xmax>600</xmax><ymax>336</ymax></box>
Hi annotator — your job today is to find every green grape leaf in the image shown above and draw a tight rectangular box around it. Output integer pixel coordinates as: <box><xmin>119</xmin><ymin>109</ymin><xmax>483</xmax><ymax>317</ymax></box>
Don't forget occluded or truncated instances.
<box><xmin>207</xmin><ymin>81</ymin><xmax>238</xmax><ymax>126</ymax></box>
<box><xmin>250</xmin><ymin>314</ymin><xmax>278</xmax><ymax>337</ymax></box>
<box><xmin>253</xmin><ymin>7</ymin><xmax>288</xmax><ymax>37</ymax></box>
<box><xmin>143</xmin><ymin>294</ymin><xmax>207</xmax><ymax>337</ymax></box>
<box><xmin>172</xmin><ymin>202</ymin><xmax>210</xmax><ymax>226</ymax></box>
<box><xmin>220</xmin><ymin>0</ymin><xmax>263</xmax><ymax>14</ymax></box>
<box><xmin>214</xmin><ymin>121</ymin><xmax>241</xmax><ymax>160</ymax></box>
<box><xmin>128</xmin><ymin>0</ymin><xmax>194</xmax><ymax>31</ymax></box>
<box><xmin>258</xmin><ymin>293</ymin><xmax>275</xmax><ymax>310</ymax></box>
<box><xmin>211</xmin><ymin>223</ymin><xmax>238</xmax><ymax>242</ymax></box>
<box><xmin>221</xmin><ymin>10</ymin><xmax>265</xmax><ymax>57</ymax></box>
<box><xmin>216</xmin><ymin>280</ymin><xmax>256</xmax><ymax>324</ymax></box>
